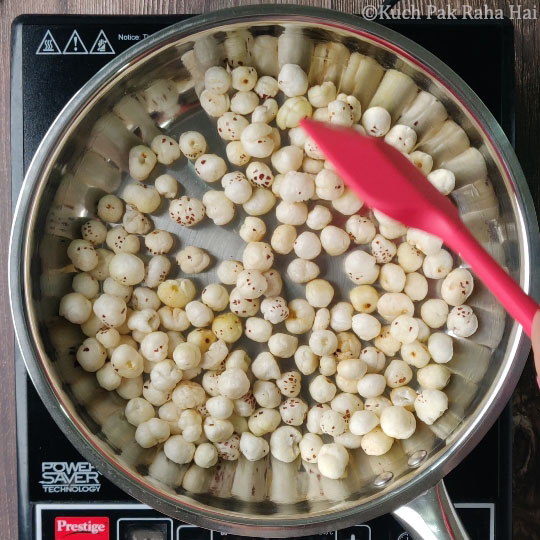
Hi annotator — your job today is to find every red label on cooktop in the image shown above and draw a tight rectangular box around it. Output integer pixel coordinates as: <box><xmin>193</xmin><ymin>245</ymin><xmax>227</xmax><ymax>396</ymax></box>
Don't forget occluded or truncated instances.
<box><xmin>55</xmin><ymin>517</ymin><xmax>109</xmax><ymax>539</ymax></box>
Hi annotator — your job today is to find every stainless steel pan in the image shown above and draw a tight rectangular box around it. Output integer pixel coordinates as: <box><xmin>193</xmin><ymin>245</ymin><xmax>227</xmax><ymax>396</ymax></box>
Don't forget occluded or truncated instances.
<box><xmin>9</xmin><ymin>6</ymin><xmax>539</xmax><ymax>539</ymax></box>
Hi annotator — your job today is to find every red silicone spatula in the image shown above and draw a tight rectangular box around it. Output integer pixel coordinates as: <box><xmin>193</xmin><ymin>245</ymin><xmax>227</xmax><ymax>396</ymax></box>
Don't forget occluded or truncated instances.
<box><xmin>300</xmin><ymin>118</ymin><xmax>539</xmax><ymax>341</ymax></box>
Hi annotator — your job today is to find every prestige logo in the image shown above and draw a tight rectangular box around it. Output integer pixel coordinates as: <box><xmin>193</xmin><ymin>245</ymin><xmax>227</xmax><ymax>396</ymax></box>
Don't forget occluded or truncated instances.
<box><xmin>40</xmin><ymin>462</ymin><xmax>101</xmax><ymax>494</ymax></box>
<box><xmin>55</xmin><ymin>517</ymin><xmax>109</xmax><ymax>539</ymax></box>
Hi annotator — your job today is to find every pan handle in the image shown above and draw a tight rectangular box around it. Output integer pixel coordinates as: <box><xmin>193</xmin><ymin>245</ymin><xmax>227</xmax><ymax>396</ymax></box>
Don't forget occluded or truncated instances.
<box><xmin>391</xmin><ymin>480</ymin><xmax>470</xmax><ymax>540</ymax></box>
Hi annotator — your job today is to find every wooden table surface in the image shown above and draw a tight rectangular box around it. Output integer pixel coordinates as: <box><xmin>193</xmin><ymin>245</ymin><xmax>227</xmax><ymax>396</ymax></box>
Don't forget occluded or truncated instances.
<box><xmin>1</xmin><ymin>1</ymin><xmax>539</xmax><ymax>537</ymax></box>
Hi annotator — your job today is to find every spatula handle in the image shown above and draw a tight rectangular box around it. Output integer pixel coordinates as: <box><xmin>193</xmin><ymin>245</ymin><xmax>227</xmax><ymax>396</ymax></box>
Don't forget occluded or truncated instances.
<box><xmin>444</xmin><ymin>220</ymin><xmax>538</xmax><ymax>337</ymax></box>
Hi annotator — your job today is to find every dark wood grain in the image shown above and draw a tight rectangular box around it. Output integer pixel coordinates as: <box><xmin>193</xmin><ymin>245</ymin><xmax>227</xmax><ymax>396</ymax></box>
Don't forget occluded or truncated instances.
<box><xmin>1</xmin><ymin>1</ymin><xmax>539</xmax><ymax>538</ymax></box>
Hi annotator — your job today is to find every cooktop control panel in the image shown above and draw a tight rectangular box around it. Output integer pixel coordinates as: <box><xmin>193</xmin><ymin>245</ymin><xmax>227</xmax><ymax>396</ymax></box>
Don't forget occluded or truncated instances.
<box><xmin>35</xmin><ymin>502</ymin><xmax>495</xmax><ymax>540</ymax></box>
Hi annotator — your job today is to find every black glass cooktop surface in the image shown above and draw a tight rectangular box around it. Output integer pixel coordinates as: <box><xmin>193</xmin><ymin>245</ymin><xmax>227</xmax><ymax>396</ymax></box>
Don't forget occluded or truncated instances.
<box><xmin>11</xmin><ymin>14</ymin><xmax>514</xmax><ymax>540</ymax></box>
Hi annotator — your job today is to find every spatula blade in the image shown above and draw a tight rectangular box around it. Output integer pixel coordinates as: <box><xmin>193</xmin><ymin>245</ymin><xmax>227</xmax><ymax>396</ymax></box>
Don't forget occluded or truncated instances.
<box><xmin>300</xmin><ymin>118</ymin><xmax>460</xmax><ymax>234</ymax></box>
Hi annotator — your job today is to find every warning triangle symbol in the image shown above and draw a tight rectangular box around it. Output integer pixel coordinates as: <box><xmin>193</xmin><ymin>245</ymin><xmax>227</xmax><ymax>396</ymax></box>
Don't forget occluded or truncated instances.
<box><xmin>63</xmin><ymin>30</ymin><xmax>88</xmax><ymax>54</ymax></box>
<box><xmin>90</xmin><ymin>30</ymin><xmax>115</xmax><ymax>55</ymax></box>
<box><xmin>36</xmin><ymin>30</ymin><xmax>61</xmax><ymax>55</ymax></box>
